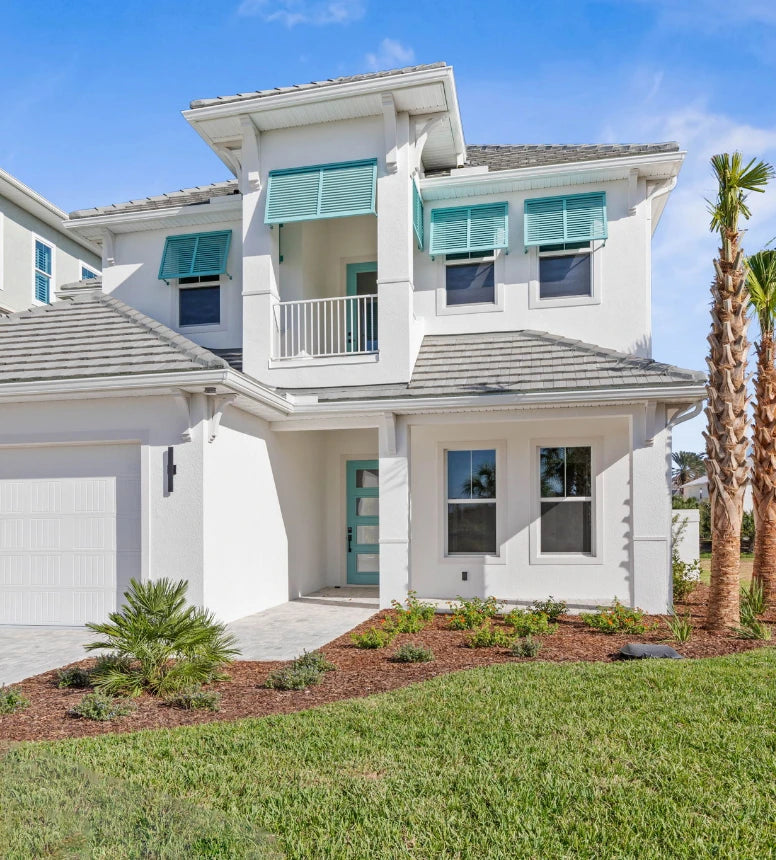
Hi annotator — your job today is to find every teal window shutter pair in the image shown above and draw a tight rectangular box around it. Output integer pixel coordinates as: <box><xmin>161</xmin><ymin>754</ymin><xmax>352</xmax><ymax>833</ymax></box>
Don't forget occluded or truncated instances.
<box><xmin>265</xmin><ymin>159</ymin><xmax>377</xmax><ymax>224</ymax></box>
<box><xmin>524</xmin><ymin>192</ymin><xmax>607</xmax><ymax>248</ymax></box>
<box><xmin>34</xmin><ymin>240</ymin><xmax>52</xmax><ymax>303</ymax></box>
<box><xmin>429</xmin><ymin>203</ymin><xmax>509</xmax><ymax>256</ymax></box>
<box><xmin>412</xmin><ymin>181</ymin><xmax>424</xmax><ymax>250</ymax></box>
<box><xmin>158</xmin><ymin>231</ymin><xmax>232</xmax><ymax>281</ymax></box>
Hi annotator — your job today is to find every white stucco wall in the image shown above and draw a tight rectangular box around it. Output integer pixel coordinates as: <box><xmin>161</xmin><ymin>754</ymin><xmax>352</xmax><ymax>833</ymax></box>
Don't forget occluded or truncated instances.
<box><xmin>673</xmin><ymin>509</ymin><xmax>700</xmax><ymax>565</ymax></box>
<box><xmin>0</xmin><ymin>195</ymin><xmax>100</xmax><ymax>313</ymax></box>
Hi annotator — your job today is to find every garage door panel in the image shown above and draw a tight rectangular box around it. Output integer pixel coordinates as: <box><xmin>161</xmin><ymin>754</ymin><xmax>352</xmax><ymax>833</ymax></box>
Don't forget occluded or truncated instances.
<box><xmin>0</xmin><ymin>445</ymin><xmax>140</xmax><ymax>626</ymax></box>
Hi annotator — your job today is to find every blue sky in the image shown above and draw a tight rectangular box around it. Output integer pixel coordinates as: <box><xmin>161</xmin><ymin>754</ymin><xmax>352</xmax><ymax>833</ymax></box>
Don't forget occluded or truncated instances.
<box><xmin>3</xmin><ymin>0</ymin><xmax>776</xmax><ymax>452</ymax></box>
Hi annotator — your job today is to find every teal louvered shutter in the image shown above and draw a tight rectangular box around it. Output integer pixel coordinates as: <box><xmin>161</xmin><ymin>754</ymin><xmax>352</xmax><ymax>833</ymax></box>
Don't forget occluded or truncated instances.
<box><xmin>35</xmin><ymin>240</ymin><xmax>51</xmax><ymax>275</ymax></box>
<box><xmin>429</xmin><ymin>203</ymin><xmax>508</xmax><ymax>256</ymax></box>
<box><xmin>265</xmin><ymin>160</ymin><xmax>377</xmax><ymax>224</ymax></box>
<box><xmin>34</xmin><ymin>241</ymin><xmax>52</xmax><ymax>303</ymax></box>
<box><xmin>524</xmin><ymin>192</ymin><xmax>607</xmax><ymax>248</ymax></box>
<box><xmin>35</xmin><ymin>273</ymin><xmax>49</xmax><ymax>302</ymax></box>
<box><xmin>81</xmin><ymin>267</ymin><xmax>98</xmax><ymax>279</ymax></box>
<box><xmin>412</xmin><ymin>181</ymin><xmax>424</xmax><ymax>249</ymax></box>
<box><xmin>158</xmin><ymin>231</ymin><xmax>232</xmax><ymax>280</ymax></box>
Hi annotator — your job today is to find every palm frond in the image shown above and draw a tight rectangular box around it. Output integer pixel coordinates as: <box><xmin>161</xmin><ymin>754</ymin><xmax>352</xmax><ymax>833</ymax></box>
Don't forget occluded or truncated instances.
<box><xmin>746</xmin><ymin>250</ymin><xmax>776</xmax><ymax>335</ymax></box>
<box><xmin>708</xmin><ymin>152</ymin><xmax>774</xmax><ymax>234</ymax></box>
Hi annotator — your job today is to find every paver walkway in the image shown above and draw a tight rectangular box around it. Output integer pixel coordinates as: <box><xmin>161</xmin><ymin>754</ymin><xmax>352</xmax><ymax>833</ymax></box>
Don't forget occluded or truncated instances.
<box><xmin>0</xmin><ymin>589</ymin><xmax>377</xmax><ymax>685</ymax></box>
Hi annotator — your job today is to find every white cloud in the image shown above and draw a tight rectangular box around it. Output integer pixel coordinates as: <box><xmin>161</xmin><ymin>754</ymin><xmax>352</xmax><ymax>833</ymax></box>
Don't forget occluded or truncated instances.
<box><xmin>237</xmin><ymin>0</ymin><xmax>365</xmax><ymax>26</ymax></box>
<box><xmin>365</xmin><ymin>38</ymin><xmax>414</xmax><ymax>71</ymax></box>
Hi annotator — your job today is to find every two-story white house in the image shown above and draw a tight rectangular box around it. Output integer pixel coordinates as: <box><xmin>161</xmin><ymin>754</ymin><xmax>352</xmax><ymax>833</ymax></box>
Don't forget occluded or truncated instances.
<box><xmin>0</xmin><ymin>168</ymin><xmax>101</xmax><ymax>314</ymax></box>
<box><xmin>0</xmin><ymin>63</ymin><xmax>705</xmax><ymax>627</ymax></box>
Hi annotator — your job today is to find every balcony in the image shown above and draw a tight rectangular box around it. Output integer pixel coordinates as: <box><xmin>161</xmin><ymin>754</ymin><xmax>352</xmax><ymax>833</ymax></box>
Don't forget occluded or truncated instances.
<box><xmin>273</xmin><ymin>294</ymin><xmax>378</xmax><ymax>360</ymax></box>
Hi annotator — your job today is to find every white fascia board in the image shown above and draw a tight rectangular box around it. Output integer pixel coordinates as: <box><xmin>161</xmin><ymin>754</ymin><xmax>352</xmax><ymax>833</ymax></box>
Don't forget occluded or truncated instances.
<box><xmin>62</xmin><ymin>196</ymin><xmax>242</xmax><ymax>239</ymax></box>
<box><xmin>420</xmin><ymin>151</ymin><xmax>686</xmax><ymax>200</ymax></box>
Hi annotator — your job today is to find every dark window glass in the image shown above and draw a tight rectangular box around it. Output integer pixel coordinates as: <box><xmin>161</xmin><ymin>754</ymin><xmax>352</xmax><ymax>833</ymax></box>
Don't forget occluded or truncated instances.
<box><xmin>447</xmin><ymin>450</ymin><xmax>496</xmax><ymax>500</ymax></box>
<box><xmin>445</xmin><ymin>262</ymin><xmax>495</xmax><ymax>305</ymax></box>
<box><xmin>539</xmin><ymin>252</ymin><xmax>591</xmax><ymax>299</ymax></box>
<box><xmin>540</xmin><ymin>447</ymin><xmax>565</xmax><ymax>497</ymax></box>
<box><xmin>540</xmin><ymin>501</ymin><xmax>592</xmax><ymax>553</ymax></box>
<box><xmin>565</xmin><ymin>447</ymin><xmax>592</xmax><ymax>496</ymax></box>
<box><xmin>179</xmin><ymin>286</ymin><xmax>220</xmax><ymax>326</ymax></box>
<box><xmin>448</xmin><ymin>503</ymin><xmax>497</xmax><ymax>554</ymax></box>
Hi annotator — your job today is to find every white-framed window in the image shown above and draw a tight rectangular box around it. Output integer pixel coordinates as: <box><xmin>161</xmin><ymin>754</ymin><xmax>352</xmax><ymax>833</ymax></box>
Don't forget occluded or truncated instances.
<box><xmin>80</xmin><ymin>264</ymin><xmax>99</xmax><ymax>280</ymax></box>
<box><xmin>538</xmin><ymin>446</ymin><xmax>593</xmax><ymax>554</ymax></box>
<box><xmin>444</xmin><ymin>251</ymin><xmax>496</xmax><ymax>306</ymax></box>
<box><xmin>445</xmin><ymin>448</ymin><xmax>497</xmax><ymax>555</ymax></box>
<box><xmin>177</xmin><ymin>276</ymin><xmax>221</xmax><ymax>327</ymax></box>
<box><xmin>33</xmin><ymin>238</ymin><xmax>53</xmax><ymax>303</ymax></box>
<box><xmin>539</xmin><ymin>242</ymin><xmax>592</xmax><ymax>299</ymax></box>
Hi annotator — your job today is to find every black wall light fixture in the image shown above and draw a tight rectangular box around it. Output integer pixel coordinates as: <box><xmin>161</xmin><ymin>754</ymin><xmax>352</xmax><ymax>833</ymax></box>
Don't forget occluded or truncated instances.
<box><xmin>166</xmin><ymin>446</ymin><xmax>177</xmax><ymax>493</ymax></box>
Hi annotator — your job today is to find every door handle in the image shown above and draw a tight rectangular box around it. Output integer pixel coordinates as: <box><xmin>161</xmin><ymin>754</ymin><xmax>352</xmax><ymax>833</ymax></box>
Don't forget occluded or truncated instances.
<box><xmin>347</xmin><ymin>526</ymin><xmax>353</xmax><ymax>553</ymax></box>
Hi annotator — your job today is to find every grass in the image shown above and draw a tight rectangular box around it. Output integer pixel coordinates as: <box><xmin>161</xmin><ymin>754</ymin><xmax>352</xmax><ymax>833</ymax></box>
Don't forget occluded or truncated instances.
<box><xmin>3</xmin><ymin>651</ymin><xmax>776</xmax><ymax>858</ymax></box>
<box><xmin>699</xmin><ymin>555</ymin><xmax>753</xmax><ymax>585</ymax></box>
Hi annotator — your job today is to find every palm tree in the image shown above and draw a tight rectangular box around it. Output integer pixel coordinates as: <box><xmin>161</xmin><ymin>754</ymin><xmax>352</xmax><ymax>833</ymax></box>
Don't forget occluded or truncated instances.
<box><xmin>671</xmin><ymin>451</ymin><xmax>706</xmax><ymax>492</ymax></box>
<box><xmin>746</xmin><ymin>249</ymin><xmax>776</xmax><ymax>606</ymax></box>
<box><xmin>704</xmin><ymin>153</ymin><xmax>773</xmax><ymax>630</ymax></box>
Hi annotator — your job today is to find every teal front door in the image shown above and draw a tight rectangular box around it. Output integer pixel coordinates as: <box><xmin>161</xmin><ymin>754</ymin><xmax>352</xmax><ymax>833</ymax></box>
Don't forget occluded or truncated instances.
<box><xmin>346</xmin><ymin>262</ymin><xmax>378</xmax><ymax>353</ymax></box>
<box><xmin>346</xmin><ymin>460</ymin><xmax>379</xmax><ymax>585</ymax></box>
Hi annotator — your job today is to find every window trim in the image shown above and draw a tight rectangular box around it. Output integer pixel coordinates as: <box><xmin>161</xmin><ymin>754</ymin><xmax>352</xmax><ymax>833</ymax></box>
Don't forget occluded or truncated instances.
<box><xmin>441</xmin><ymin>442</ymin><xmax>505</xmax><ymax>562</ymax></box>
<box><xmin>436</xmin><ymin>250</ymin><xmax>505</xmax><ymax>316</ymax></box>
<box><xmin>529</xmin><ymin>240</ymin><xmax>603</xmax><ymax>309</ymax></box>
<box><xmin>529</xmin><ymin>437</ymin><xmax>603</xmax><ymax>566</ymax></box>
<box><xmin>32</xmin><ymin>234</ymin><xmax>54</xmax><ymax>305</ymax></box>
<box><xmin>174</xmin><ymin>277</ymin><xmax>225</xmax><ymax>331</ymax></box>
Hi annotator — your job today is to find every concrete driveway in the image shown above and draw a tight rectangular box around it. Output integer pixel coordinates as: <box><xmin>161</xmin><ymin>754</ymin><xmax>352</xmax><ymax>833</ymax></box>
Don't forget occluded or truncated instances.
<box><xmin>0</xmin><ymin>591</ymin><xmax>376</xmax><ymax>685</ymax></box>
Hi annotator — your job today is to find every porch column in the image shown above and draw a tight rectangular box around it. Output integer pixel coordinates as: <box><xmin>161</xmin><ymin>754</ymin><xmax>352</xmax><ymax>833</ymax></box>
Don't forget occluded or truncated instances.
<box><xmin>631</xmin><ymin>403</ymin><xmax>672</xmax><ymax>613</ymax></box>
<box><xmin>379</xmin><ymin>413</ymin><xmax>410</xmax><ymax>608</ymax></box>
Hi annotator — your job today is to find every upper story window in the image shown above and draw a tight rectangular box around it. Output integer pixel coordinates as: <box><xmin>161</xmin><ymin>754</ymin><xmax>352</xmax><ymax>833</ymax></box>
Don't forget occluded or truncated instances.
<box><xmin>178</xmin><ymin>276</ymin><xmax>220</xmax><ymax>327</ymax></box>
<box><xmin>445</xmin><ymin>251</ymin><xmax>495</xmax><ymax>305</ymax></box>
<box><xmin>81</xmin><ymin>265</ymin><xmax>99</xmax><ymax>280</ymax></box>
<box><xmin>265</xmin><ymin>160</ymin><xmax>377</xmax><ymax>225</ymax></box>
<box><xmin>34</xmin><ymin>239</ymin><xmax>52</xmax><ymax>303</ymax></box>
<box><xmin>539</xmin><ymin>242</ymin><xmax>592</xmax><ymax>299</ymax></box>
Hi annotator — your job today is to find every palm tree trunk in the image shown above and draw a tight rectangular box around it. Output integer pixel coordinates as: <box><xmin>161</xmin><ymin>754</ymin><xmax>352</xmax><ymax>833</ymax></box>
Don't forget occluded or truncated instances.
<box><xmin>752</xmin><ymin>332</ymin><xmax>776</xmax><ymax>605</ymax></box>
<box><xmin>705</xmin><ymin>228</ymin><xmax>749</xmax><ymax>630</ymax></box>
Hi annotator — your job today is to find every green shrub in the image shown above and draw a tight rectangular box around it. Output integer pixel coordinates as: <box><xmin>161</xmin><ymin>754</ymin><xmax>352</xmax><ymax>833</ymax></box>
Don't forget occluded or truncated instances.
<box><xmin>735</xmin><ymin>618</ymin><xmax>772</xmax><ymax>641</ymax></box>
<box><xmin>165</xmin><ymin>686</ymin><xmax>221</xmax><ymax>711</ymax></box>
<box><xmin>741</xmin><ymin>580</ymin><xmax>766</xmax><ymax>623</ymax></box>
<box><xmin>671</xmin><ymin>514</ymin><xmax>702</xmax><ymax>603</ymax></box>
<box><xmin>583</xmin><ymin>599</ymin><xmax>652</xmax><ymax>634</ymax></box>
<box><xmin>350</xmin><ymin>625</ymin><xmax>396</xmax><ymax>649</ymax></box>
<box><xmin>664</xmin><ymin>612</ymin><xmax>693</xmax><ymax>644</ymax></box>
<box><xmin>510</xmin><ymin>636</ymin><xmax>542</xmax><ymax>658</ymax></box>
<box><xmin>503</xmin><ymin>609</ymin><xmax>556</xmax><ymax>637</ymax></box>
<box><xmin>391</xmin><ymin>591</ymin><xmax>436</xmax><ymax>632</ymax></box>
<box><xmin>264</xmin><ymin>650</ymin><xmax>335</xmax><ymax>690</ymax></box>
<box><xmin>530</xmin><ymin>597</ymin><xmax>567</xmax><ymax>621</ymax></box>
<box><xmin>447</xmin><ymin>596</ymin><xmax>504</xmax><ymax>630</ymax></box>
<box><xmin>86</xmin><ymin>578</ymin><xmax>238</xmax><ymax>697</ymax></box>
<box><xmin>391</xmin><ymin>643</ymin><xmax>434</xmax><ymax>663</ymax></box>
<box><xmin>56</xmin><ymin>667</ymin><xmax>92</xmax><ymax>689</ymax></box>
<box><xmin>69</xmin><ymin>692</ymin><xmax>134</xmax><ymax>721</ymax></box>
<box><xmin>465</xmin><ymin>622</ymin><xmax>513</xmax><ymax>649</ymax></box>
<box><xmin>671</xmin><ymin>496</ymin><xmax>700</xmax><ymax>509</ymax></box>
<box><xmin>0</xmin><ymin>685</ymin><xmax>29</xmax><ymax>715</ymax></box>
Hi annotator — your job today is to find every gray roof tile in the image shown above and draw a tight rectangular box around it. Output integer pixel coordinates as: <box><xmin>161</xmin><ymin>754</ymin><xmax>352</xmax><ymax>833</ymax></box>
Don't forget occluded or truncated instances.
<box><xmin>69</xmin><ymin>180</ymin><xmax>239</xmax><ymax>219</ymax></box>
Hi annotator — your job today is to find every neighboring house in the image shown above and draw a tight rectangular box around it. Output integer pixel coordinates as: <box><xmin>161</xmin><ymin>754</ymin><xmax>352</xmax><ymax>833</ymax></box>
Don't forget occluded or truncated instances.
<box><xmin>0</xmin><ymin>63</ymin><xmax>705</xmax><ymax>627</ymax></box>
<box><xmin>0</xmin><ymin>168</ymin><xmax>100</xmax><ymax>313</ymax></box>
<box><xmin>680</xmin><ymin>474</ymin><xmax>754</xmax><ymax>513</ymax></box>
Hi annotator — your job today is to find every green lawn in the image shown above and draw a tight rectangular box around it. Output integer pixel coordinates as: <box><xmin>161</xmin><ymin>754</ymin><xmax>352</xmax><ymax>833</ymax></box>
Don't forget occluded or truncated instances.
<box><xmin>4</xmin><ymin>651</ymin><xmax>776</xmax><ymax>858</ymax></box>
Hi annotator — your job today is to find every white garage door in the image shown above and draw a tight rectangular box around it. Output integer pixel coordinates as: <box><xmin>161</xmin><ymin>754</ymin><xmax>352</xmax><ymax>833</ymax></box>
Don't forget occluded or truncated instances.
<box><xmin>0</xmin><ymin>444</ymin><xmax>141</xmax><ymax>626</ymax></box>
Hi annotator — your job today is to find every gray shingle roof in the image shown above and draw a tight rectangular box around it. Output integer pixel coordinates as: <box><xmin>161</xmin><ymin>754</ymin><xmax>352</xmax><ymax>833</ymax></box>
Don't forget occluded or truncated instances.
<box><xmin>0</xmin><ymin>284</ymin><xmax>230</xmax><ymax>384</ymax></box>
<box><xmin>286</xmin><ymin>331</ymin><xmax>704</xmax><ymax>402</ymax></box>
<box><xmin>69</xmin><ymin>180</ymin><xmax>239</xmax><ymax>219</ymax></box>
<box><xmin>189</xmin><ymin>63</ymin><xmax>448</xmax><ymax>110</ymax></box>
<box><xmin>425</xmin><ymin>143</ymin><xmax>680</xmax><ymax>176</ymax></box>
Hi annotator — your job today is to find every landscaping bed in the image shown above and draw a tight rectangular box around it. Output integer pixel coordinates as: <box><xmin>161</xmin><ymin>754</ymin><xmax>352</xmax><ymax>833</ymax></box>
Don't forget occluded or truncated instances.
<box><xmin>1</xmin><ymin>584</ymin><xmax>771</xmax><ymax>743</ymax></box>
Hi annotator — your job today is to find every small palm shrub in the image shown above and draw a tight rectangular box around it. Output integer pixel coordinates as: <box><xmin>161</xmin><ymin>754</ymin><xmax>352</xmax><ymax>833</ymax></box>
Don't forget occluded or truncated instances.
<box><xmin>69</xmin><ymin>691</ymin><xmax>134</xmax><ymax>721</ymax></box>
<box><xmin>350</xmin><ymin>625</ymin><xmax>396</xmax><ymax>649</ymax></box>
<box><xmin>447</xmin><ymin>596</ymin><xmax>504</xmax><ymax>630</ymax></box>
<box><xmin>736</xmin><ymin>617</ymin><xmax>772</xmax><ymax>640</ymax></box>
<box><xmin>503</xmin><ymin>609</ymin><xmax>556</xmax><ymax>637</ymax></box>
<box><xmin>530</xmin><ymin>597</ymin><xmax>568</xmax><ymax>621</ymax></box>
<box><xmin>741</xmin><ymin>580</ymin><xmax>766</xmax><ymax>622</ymax></box>
<box><xmin>0</xmin><ymin>685</ymin><xmax>29</xmax><ymax>714</ymax></box>
<box><xmin>86</xmin><ymin>578</ymin><xmax>238</xmax><ymax>697</ymax></box>
<box><xmin>664</xmin><ymin>612</ymin><xmax>693</xmax><ymax>644</ymax></box>
<box><xmin>465</xmin><ymin>622</ymin><xmax>513</xmax><ymax>648</ymax></box>
<box><xmin>264</xmin><ymin>651</ymin><xmax>335</xmax><ymax>690</ymax></box>
<box><xmin>56</xmin><ymin>667</ymin><xmax>92</xmax><ymax>689</ymax></box>
<box><xmin>583</xmin><ymin>599</ymin><xmax>651</xmax><ymax>634</ymax></box>
<box><xmin>166</xmin><ymin>686</ymin><xmax>221</xmax><ymax>711</ymax></box>
<box><xmin>391</xmin><ymin>591</ymin><xmax>436</xmax><ymax>632</ymax></box>
<box><xmin>391</xmin><ymin>643</ymin><xmax>434</xmax><ymax>663</ymax></box>
<box><xmin>510</xmin><ymin>636</ymin><xmax>542</xmax><ymax>658</ymax></box>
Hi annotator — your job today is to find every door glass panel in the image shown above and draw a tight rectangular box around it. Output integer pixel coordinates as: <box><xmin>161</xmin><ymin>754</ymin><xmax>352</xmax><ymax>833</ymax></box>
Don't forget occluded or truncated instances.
<box><xmin>356</xmin><ymin>468</ymin><xmax>379</xmax><ymax>488</ymax></box>
<box><xmin>356</xmin><ymin>497</ymin><xmax>379</xmax><ymax>516</ymax></box>
<box><xmin>356</xmin><ymin>525</ymin><xmax>379</xmax><ymax>544</ymax></box>
<box><xmin>355</xmin><ymin>270</ymin><xmax>377</xmax><ymax>295</ymax></box>
<box><xmin>356</xmin><ymin>553</ymin><xmax>379</xmax><ymax>573</ymax></box>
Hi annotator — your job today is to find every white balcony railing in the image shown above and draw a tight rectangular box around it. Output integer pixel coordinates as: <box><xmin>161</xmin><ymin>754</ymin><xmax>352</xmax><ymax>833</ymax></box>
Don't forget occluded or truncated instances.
<box><xmin>273</xmin><ymin>294</ymin><xmax>378</xmax><ymax>360</ymax></box>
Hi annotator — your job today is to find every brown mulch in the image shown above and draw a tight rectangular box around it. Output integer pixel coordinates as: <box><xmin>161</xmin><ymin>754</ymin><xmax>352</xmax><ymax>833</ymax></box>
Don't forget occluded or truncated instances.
<box><xmin>1</xmin><ymin>584</ymin><xmax>771</xmax><ymax>744</ymax></box>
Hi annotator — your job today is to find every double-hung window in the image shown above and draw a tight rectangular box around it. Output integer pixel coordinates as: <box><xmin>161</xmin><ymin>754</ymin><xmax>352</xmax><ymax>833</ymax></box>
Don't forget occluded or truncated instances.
<box><xmin>538</xmin><ymin>242</ymin><xmax>592</xmax><ymax>299</ymax></box>
<box><xmin>445</xmin><ymin>252</ymin><xmax>496</xmax><ymax>306</ymax></box>
<box><xmin>34</xmin><ymin>240</ymin><xmax>52</xmax><ymax>303</ymax></box>
<box><xmin>446</xmin><ymin>449</ymin><xmax>497</xmax><ymax>554</ymax></box>
<box><xmin>178</xmin><ymin>276</ymin><xmax>221</xmax><ymax>327</ymax></box>
<box><xmin>539</xmin><ymin>447</ymin><xmax>592</xmax><ymax>553</ymax></box>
